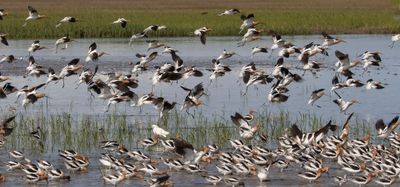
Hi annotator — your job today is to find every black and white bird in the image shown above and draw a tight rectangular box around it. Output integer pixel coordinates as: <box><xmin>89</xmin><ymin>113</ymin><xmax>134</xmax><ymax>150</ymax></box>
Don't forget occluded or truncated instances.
<box><xmin>366</xmin><ymin>79</ymin><xmax>384</xmax><ymax>90</ymax></box>
<box><xmin>23</xmin><ymin>6</ymin><xmax>46</xmax><ymax>27</ymax></box>
<box><xmin>308</xmin><ymin>89</ymin><xmax>325</xmax><ymax>106</ymax></box>
<box><xmin>56</xmin><ymin>16</ymin><xmax>77</xmax><ymax>27</ymax></box>
<box><xmin>217</xmin><ymin>49</ymin><xmax>236</xmax><ymax>61</ymax></box>
<box><xmin>112</xmin><ymin>18</ymin><xmax>128</xmax><ymax>28</ymax></box>
<box><xmin>194</xmin><ymin>27</ymin><xmax>212</xmax><ymax>45</ymax></box>
<box><xmin>375</xmin><ymin>116</ymin><xmax>399</xmax><ymax>138</ymax></box>
<box><xmin>251</xmin><ymin>47</ymin><xmax>268</xmax><ymax>57</ymax></box>
<box><xmin>143</xmin><ymin>25</ymin><xmax>167</xmax><ymax>35</ymax></box>
<box><xmin>321</xmin><ymin>32</ymin><xmax>345</xmax><ymax>47</ymax></box>
<box><xmin>332</xmin><ymin>91</ymin><xmax>358</xmax><ymax>113</ymax></box>
<box><xmin>55</xmin><ymin>35</ymin><xmax>73</xmax><ymax>53</ymax></box>
<box><xmin>0</xmin><ymin>33</ymin><xmax>8</xmax><ymax>46</ymax></box>
<box><xmin>28</xmin><ymin>40</ymin><xmax>47</xmax><ymax>55</ymax></box>
<box><xmin>0</xmin><ymin>9</ymin><xmax>8</xmax><ymax>20</ymax></box>
<box><xmin>86</xmin><ymin>42</ymin><xmax>108</xmax><ymax>62</ymax></box>
<box><xmin>239</xmin><ymin>14</ymin><xmax>257</xmax><ymax>33</ymax></box>
<box><xmin>218</xmin><ymin>9</ymin><xmax>240</xmax><ymax>16</ymax></box>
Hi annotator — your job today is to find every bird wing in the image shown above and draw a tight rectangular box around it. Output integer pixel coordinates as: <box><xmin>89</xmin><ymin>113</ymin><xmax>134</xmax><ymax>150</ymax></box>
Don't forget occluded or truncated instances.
<box><xmin>275</xmin><ymin>58</ymin><xmax>284</xmax><ymax>67</ymax></box>
<box><xmin>335</xmin><ymin>50</ymin><xmax>349</xmax><ymax>65</ymax></box>
<box><xmin>68</xmin><ymin>58</ymin><xmax>80</xmax><ymax>66</ymax></box>
<box><xmin>88</xmin><ymin>42</ymin><xmax>97</xmax><ymax>53</ymax></box>
<box><xmin>388</xmin><ymin>116</ymin><xmax>400</xmax><ymax>131</ymax></box>
<box><xmin>290</xmin><ymin>124</ymin><xmax>303</xmax><ymax>138</ymax></box>
<box><xmin>28</xmin><ymin>6</ymin><xmax>38</xmax><ymax>17</ymax></box>
<box><xmin>230</xmin><ymin>112</ymin><xmax>249</xmax><ymax>129</ymax></box>
<box><xmin>375</xmin><ymin>119</ymin><xmax>385</xmax><ymax>131</ymax></box>
<box><xmin>333</xmin><ymin>90</ymin><xmax>342</xmax><ymax>99</ymax></box>
<box><xmin>200</xmin><ymin>32</ymin><xmax>206</xmax><ymax>45</ymax></box>
<box><xmin>321</xmin><ymin>32</ymin><xmax>333</xmax><ymax>39</ymax></box>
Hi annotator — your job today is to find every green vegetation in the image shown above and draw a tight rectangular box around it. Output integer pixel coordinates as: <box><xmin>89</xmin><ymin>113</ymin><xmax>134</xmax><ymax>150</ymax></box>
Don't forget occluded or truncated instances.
<box><xmin>0</xmin><ymin>0</ymin><xmax>399</xmax><ymax>39</ymax></box>
<box><xmin>4</xmin><ymin>108</ymin><xmax>373</xmax><ymax>154</ymax></box>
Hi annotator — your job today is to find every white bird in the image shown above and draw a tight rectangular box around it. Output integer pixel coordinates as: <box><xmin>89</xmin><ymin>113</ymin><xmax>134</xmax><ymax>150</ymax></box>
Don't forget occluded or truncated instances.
<box><xmin>0</xmin><ymin>9</ymin><xmax>8</xmax><ymax>20</ymax></box>
<box><xmin>86</xmin><ymin>42</ymin><xmax>108</xmax><ymax>62</ymax></box>
<box><xmin>238</xmin><ymin>28</ymin><xmax>262</xmax><ymax>47</ymax></box>
<box><xmin>152</xmin><ymin>124</ymin><xmax>169</xmax><ymax>138</ymax></box>
<box><xmin>375</xmin><ymin>116</ymin><xmax>399</xmax><ymax>138</ymax></box>
<box><xmin>251</xmin><ymin>47</ymin><xmax>268</xmax><ymax>57</ymax></box>
<box><xmin>217</xmin><ymin>49</ymin><xmax>236</xmax><ymax>61</ymax></box>
<box><xmin>56</xmin><ymin>16</ymin><xmax>77</xmax><ymax>27</ymax></box>
<box><xmin>239</xmin><ymin>14</ymin><xmax>257</xmax><ymax>34</ymax></box>
<box><xmin>321</xmin><ymin>32</ymin><xmax>345</xmax><ymax>47</ymax></box>
<box><xmin>333</xmin><ymin>91</ymin><xmax>358</xmax><ymax>113</ymax></box>
<box><xmin>390</xmin><ymin>34</ymin><xmax>400</xmax><ymax>48</ymax></box>
<box><xmin>23</xmin><ymin>6</ymin><xmax>46</xmax><ymax>27</ymax></box>
<box><xmin>129</xmin><ymin>32</ymin><xmax>148</xmax><ymax>43</ymax></box>
<box><xmin>194</xmin><ymin>27</ymin><xmax>212</xmax><ymax>45</ymax></box>
<box><xmin>308</xmin><ymin>89</ymin><xmax>325</xmax><ymax>106</ymax></box>
<box><xmin>112</xmin><ymin>18</ymin><xmax>128</xmax><ymax>28</ymax></box>
<box><xmin>143</xmin><ymin>25</ymin><xmax>167</xmax><ymax>35</ymax></box>
<box><xmin>218</xmin><ymin>9</ymin><xmax>240</xmax><ymax>16</ymax></box>
<box><xmin>146</xmin><ymin>40</ymin><xmax>165</xmax><ymax>51</ymax></box>
<box><xmin>366</xmin><ymin>79</ymin><xmax>384</xmax><ymax>90</ymax></box>
<box><xmin>28</xmin><ymin>40</ymin><xmax>47</xmax><ymax>55</ymax></box>
<box><xmin>55</xmin><ymin>36</ymin><xmax>73</xmax><ymax>53</ymax></box>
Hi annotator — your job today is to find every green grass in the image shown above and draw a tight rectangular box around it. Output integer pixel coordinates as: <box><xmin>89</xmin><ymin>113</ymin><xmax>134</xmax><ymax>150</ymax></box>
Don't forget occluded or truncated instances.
<box><xmin>3</xmin><ymin>108</ymin><xmax>373</xmax><ymax>154</ymax></box>
<box><xmin>0</xmin><ymin>8</ymin><xmax>400</xmax><ymax>39</ymax></box>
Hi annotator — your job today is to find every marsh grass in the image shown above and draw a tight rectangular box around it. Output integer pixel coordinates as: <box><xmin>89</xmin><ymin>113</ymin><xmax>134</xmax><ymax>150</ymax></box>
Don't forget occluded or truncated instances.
<box><xmin>3</xmin><ymin>106</ymin><xmax>374</xmax><ymax>155</ymax></box>
<box><xmin>0</xmin><ymin>0</ymin><xmax>399</xmax><ymax>39</ymax></box>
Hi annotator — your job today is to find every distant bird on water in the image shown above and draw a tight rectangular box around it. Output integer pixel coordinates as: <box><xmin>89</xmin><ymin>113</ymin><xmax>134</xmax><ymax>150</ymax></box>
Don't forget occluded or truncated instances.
<box><xmin>112</xmin><ymin>18</ymin><xmax>128</xmax><ymax>28</ymax></box>
<box><xmin>23</xmin><ymin>6</ymin><xmax>46</xmax><ymax>27</ymax></box>
<box><xmin>194</xmin><ymin>27</ymin><xmax>212</xmax><ymax>45</ymax></box>
<box><xmin>218</xmin><ymin>9</ymin><xmax>240</xmax><ymax>16</ymax></box>
<box><xmin>56</xmin><ymin>16</ymin><xmax>77</xmax><ymax>27</ymax></box>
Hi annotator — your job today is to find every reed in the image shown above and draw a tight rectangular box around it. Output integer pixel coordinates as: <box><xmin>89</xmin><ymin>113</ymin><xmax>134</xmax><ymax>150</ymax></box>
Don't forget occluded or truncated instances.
<box><xmin>3</xmin><ymin>107</ymin><xmax>374</xmax><ymax>154</ymax></box>
<box><xmin>0</xmin><ymin>0</ymin><xmax>398</xmax><ymax>39</ymax></box>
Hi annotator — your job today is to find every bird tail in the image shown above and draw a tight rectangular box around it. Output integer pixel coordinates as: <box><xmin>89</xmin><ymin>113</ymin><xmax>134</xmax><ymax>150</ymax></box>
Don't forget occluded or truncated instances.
<box><xmin>55</xmin><ymin>23</ymin><xmax>62</xmax><ymax>28</ymax></box>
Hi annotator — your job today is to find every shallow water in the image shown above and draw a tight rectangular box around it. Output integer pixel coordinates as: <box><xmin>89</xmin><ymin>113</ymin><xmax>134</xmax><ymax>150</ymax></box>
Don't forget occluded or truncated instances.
<box><xmin>0</xmin><ymin>35</ymin><xmax>398</xmax><ymax>186</ymax></box>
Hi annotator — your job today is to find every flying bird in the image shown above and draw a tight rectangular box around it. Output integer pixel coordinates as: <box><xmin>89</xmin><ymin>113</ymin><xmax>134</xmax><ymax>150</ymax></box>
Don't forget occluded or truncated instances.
<box><xmin>194</xmin><ymin>27</ymin><xmax>212</xmax><ymax>45</ymax></box>
<box><xmin>112</xmin><ymin>18</ymin><xmax>128</xmax><ymax>28</ymax></box>
<box><xmin>56</xmin><ymin>16</ymin><xmax>77</xmax><ymax>27</ymax></box>
<box><xmin>23</xmin><ymin>6</ymin><xmax>46</xmax><ymax>27</ymax></box>
<box><xmin>218</xmin><ymin>9</ymin><xmax>240</xmax><ymax>16</ymax></box>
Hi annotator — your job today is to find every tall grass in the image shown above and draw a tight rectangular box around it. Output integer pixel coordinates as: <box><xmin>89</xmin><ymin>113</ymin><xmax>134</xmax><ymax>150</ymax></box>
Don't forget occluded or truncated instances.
<box><xmin>0</xmin><ymin>8</ymin><xmax>399</xmax><ymax>39</ymax></box>
<box><xmin>3</xmin><ymin>108</ymin><xmax>373</xmax><ymax>154</ymax></box>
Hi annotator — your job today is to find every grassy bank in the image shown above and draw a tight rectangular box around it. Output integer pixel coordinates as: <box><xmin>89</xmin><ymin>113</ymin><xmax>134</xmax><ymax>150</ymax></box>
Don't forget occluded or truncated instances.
<box><xmin>0</xmin><ymin>0</ymin><xmax>399</xmax><ymax>39</ymax></box>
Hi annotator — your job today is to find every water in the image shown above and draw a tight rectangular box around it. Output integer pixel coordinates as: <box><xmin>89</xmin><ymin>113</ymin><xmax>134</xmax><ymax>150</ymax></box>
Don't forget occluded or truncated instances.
<box><xmin>0</xmin><ymin>35</ymin><xmax>397</xmax><ymax>186</ymax></box>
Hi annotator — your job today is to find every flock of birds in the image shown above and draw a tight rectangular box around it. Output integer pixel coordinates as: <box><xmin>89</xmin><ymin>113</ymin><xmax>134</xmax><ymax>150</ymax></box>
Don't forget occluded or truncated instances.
<box><xmin>0</xmin><ymin>5</ymin><xmax>399</xmax><ymax>187</ymax></box>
